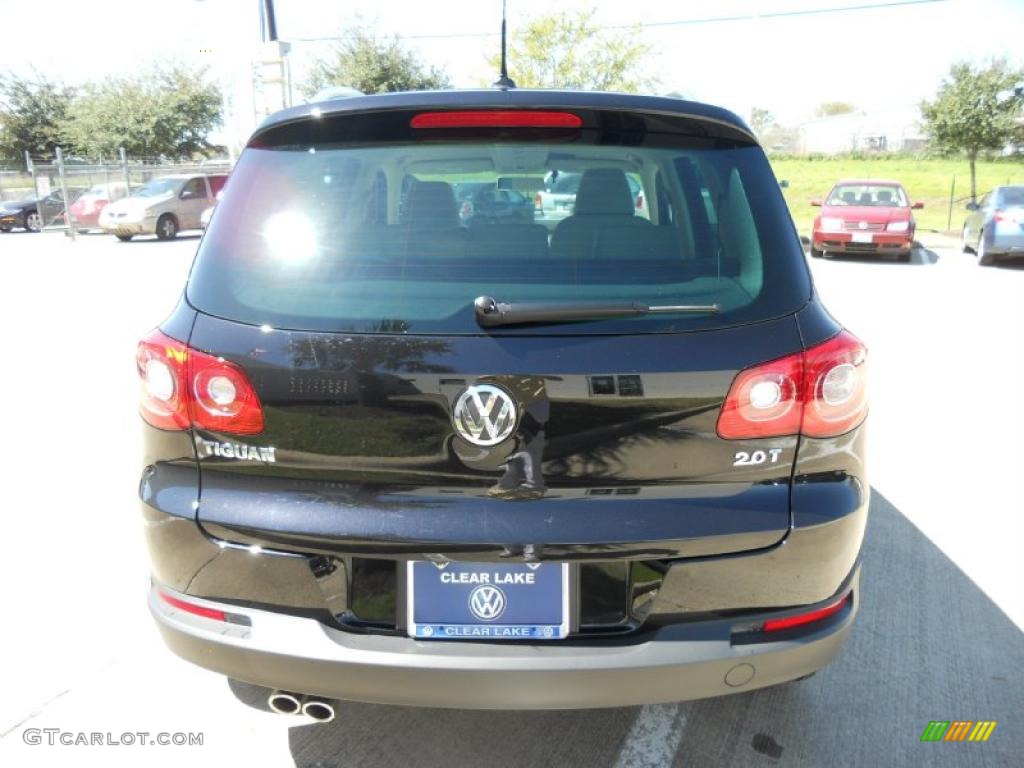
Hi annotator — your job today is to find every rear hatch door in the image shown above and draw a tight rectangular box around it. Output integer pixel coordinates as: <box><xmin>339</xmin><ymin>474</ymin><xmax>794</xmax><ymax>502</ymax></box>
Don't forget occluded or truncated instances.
<box><xmin>186</xmin><ymin>96</ymin><xmax>812</xmax><ymax>559</ymax></box>
<box><xmin>190</xmin><ymin>314</ymin><xmax>803</xmax><ymax>559</ymax></box>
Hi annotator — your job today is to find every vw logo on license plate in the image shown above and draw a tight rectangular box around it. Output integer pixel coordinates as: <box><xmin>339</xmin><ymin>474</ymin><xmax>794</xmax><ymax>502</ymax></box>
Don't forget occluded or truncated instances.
<box><xmin>468</xmin><ymin>585</ymin><xmax>506</xmax><ymax>621</ymax></box>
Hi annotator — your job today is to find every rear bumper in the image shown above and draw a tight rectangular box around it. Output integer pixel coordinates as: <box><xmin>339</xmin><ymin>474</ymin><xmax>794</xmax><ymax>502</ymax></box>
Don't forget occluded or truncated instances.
<box><xmin>150</xmin><ymin>569</ymin><xmax>859</xmax><ymax>709</ymax></box>
<box><xmin>989</xmin><ymin>233</ymin><xmax>1024</xmax><ymax>255</ymax></box>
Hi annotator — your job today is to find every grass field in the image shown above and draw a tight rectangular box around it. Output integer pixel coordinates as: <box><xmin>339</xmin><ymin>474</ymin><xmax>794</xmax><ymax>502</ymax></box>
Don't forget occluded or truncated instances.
<box><xmin>770</xmin><ymin>156</ymin><xmax>1024</xmax><ymax>235</ymax></box>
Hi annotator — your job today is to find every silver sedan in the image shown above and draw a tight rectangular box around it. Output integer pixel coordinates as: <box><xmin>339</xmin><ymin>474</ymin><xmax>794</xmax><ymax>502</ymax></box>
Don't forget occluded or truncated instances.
<box><xmin>961</xmin><ymin>185</ymin><xmax>1024</xmax><ymax>266</ymax></box>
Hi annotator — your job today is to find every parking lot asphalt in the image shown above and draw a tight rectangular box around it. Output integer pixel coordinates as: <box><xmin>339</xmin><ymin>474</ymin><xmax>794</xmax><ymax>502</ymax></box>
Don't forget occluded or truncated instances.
<box><xmin>0</xmin><ymin>231</ymin><xmax>1021</xmax><ymax>767</ymax></box>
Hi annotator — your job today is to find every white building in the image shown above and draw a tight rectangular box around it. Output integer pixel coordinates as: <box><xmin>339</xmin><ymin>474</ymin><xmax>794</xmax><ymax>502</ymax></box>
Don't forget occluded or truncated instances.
<box><xmin>797</xmin><ymin>106</ymin><xmax>925</xmax><ymax>154</ymax></box>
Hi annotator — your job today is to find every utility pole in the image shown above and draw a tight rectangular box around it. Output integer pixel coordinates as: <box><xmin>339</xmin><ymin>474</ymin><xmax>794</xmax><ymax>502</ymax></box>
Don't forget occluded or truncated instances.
<box><xmin>254</xmin><ymin>0</ymin><xmax>291</xmax><ymax>121</ymax></box>
<box><xmin>259</xmin><ymin>0</ymin><xmax>278</xmax><ymax>41</ymax></box>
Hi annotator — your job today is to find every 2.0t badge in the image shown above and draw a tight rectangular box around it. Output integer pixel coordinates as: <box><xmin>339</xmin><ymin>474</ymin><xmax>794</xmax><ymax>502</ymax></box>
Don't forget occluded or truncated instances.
<box><xmin>452</xmin><ymin>384</ymin><xmax>517</xmax><ymax>446</ymax></box>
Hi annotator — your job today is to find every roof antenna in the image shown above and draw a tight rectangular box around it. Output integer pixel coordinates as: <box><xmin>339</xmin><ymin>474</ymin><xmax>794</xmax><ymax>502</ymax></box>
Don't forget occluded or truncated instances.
<box><xmin>493</xmin><ymin>0</ymin><xmax>516</xmax><ymax>89</ymax></box>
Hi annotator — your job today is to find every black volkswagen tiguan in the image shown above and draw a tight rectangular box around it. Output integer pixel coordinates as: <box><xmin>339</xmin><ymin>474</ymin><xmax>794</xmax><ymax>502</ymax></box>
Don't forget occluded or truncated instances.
<box><xmin>138</xmin><ymin>89</ymin><xmax>868</xmax><ymax>715</ymax></box>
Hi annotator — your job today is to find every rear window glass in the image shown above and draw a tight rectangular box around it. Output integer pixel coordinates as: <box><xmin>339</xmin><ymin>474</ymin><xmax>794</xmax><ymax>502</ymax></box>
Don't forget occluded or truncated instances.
<box><xmin>210</xmin><ymin>175</ymin><xmax>229</xmax><ymax>195</ymax></box>
<box><xmin>188</xmin><ymin>124</ymin><xmax>809</xmax><ymax>335</ymax></box>
<box><xmin>998</xmin><ymin>187</ymin><xmax>1024</xmax><ymax>207</ymax></box>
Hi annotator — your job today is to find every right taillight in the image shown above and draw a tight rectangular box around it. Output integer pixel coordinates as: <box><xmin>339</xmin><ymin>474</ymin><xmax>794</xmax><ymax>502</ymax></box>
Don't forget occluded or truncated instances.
<box><xmin>717</xmin><ymin>330</ymin><xmax>867</xmax><ymax>440</ymax></box>
<box><xmin>801</xmin><ymin>331</ymin><xmax>868</xmax><ymax>438</ymax></box>
<box><xmin>137</xmin><ymin>330</ymin><xmax>264</xmax><ymax>434</ymax></box>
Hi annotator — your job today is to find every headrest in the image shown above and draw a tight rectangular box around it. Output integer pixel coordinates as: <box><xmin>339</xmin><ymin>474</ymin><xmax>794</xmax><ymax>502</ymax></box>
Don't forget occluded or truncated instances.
<box><xmin>403</xmin><ymin>181</ymin><xmax>457</xmax><ymax>227</ymax></box>
<box><xmin>573</xmin><ymin>169</ymin><xmax>634</xmax><ymax>216</ymax></box>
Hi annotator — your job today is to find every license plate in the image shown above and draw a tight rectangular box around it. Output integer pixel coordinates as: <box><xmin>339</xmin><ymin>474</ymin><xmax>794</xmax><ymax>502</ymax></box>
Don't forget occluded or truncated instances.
<box><xmin>407</xmin><ymin>562</ymin><xmax>569</xmax><ymax>640</ymax></box>
<box><xmin>851</xmin><ymin>232</ymin><xmax>873</xmax><ymax>243</ymax></box>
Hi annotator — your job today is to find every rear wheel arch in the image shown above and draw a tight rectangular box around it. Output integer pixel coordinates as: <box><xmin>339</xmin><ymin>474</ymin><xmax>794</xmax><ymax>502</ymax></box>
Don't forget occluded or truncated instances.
<box><xmin>977</xmin><ymin>229</ymin><xmax>995</xmax><ymax>266</ymax></box>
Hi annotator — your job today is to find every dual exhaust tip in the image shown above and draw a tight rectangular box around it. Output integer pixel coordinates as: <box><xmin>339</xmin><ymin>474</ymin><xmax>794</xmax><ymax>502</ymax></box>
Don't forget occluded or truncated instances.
<box><xmin>267</xmin><ymin>691</ymin><xmax>335</xmax><ymax>723</ymax></box>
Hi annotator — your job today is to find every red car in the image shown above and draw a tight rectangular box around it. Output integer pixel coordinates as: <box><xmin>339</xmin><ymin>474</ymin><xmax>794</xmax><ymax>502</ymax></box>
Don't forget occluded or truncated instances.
<box><xmin>65</xmin><ymin>182</ymin><xmax>132</xmax><ymax>232</ymax></box>
<box><xmin>809</xmin><ymin>179</ymin><xmax>923</xmax><ymax>261</ymax></box>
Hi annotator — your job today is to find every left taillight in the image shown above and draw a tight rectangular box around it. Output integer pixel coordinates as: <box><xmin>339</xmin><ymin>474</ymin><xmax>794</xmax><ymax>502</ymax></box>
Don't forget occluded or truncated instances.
<box><xmin>136</xmin><ymin>329</ymin><xmax>264</xmax><ymax>434</ymax></box>
<box><xmin>717</xmin><ymin>330</ymin><xmax>867</xmax><ymax>440</ymax></box>
<box><xmin>137</xmin><ymin>331</ymin><xmax>190</xmax><ymax>431</ymax></box>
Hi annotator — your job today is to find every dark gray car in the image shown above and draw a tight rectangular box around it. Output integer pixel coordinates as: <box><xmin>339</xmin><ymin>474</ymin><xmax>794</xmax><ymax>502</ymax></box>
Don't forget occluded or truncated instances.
<box><xmin>961</xmin><ymin>185</ymin><xmax>1024</xmax><ymax>265</ymax></box>
<box><xmin>0</xmin><ymin>188</ymin><xmax>86</xmax><ymax>232</ymax></box>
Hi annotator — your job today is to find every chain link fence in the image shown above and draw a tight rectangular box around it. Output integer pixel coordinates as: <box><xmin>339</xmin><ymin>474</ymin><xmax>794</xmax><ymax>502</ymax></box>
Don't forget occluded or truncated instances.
<box><xmin>1</xmin><ymin>150</ymin><xmax>232</xmax><ymax>236</ymax></box>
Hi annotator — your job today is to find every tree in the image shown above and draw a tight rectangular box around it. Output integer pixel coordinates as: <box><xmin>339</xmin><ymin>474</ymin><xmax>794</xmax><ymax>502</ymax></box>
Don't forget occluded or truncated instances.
<box><xmin>487</xmin><ymin>8</ymin><xmax>655</xmax><ymax>92</ymax></box>
<box><xmin>303</xmin><ymin>27</ymin><xmax>450</xmax><ymax>97</ymax></box>
<box><xmin>65</xmin><ymin>64</ymin><xmax>222</xmax><ymax>160</ymax></box>
<box><xmin>0</xmin><ymin>71</ymin><xmax>75</xmax><ymax>164</ymax></box>
<box><xmin>921</xmin><ymin>58</ymin><xmax>1024</xmax><ymax>200</ymax></box>
<box><xmin>750</xmin><ymin>108</ymin><xmax>774</xmax><ymax>136</ymax></box>
<box><xmin>815</xmin><ymin>101</ymin><xmax>856</xmax><ymax>118</ymax></box>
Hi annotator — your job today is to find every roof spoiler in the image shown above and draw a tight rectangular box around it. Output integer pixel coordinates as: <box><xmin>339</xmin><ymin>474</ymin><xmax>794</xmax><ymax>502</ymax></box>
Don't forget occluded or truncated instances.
<box><xmin>306</xmin><ymin>86</ymin><xmax>365</xmax><ymax>104</ymax></box>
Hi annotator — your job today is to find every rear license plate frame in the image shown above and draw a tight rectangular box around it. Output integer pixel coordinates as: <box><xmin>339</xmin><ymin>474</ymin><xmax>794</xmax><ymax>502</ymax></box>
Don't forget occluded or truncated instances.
<box><xmin>407</xmin><ymin>561</ymin><xmax>570</xmax><ymax>641</ymax></box>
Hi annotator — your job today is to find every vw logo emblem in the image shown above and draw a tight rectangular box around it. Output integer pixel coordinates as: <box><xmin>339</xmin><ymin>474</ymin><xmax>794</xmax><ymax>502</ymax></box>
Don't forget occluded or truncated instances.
<box><xmin>468</xmin><ymin>585</ymin><xmax>506</xmax><ymax>621</ymax></box>
<box><xmin>452</xmin><ymin>384</ymin><xmax>517</xmax><ymax>446</ymax></box>
<box><xmin>858</xmin><ymin>221</ymin><xmax>869</xmax><ymax>230</ymax></box>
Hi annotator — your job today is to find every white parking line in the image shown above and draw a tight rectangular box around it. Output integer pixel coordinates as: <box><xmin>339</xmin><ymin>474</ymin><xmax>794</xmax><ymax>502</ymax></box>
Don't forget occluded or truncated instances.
<box><xmin>613</xmin><ymin>703</ymin><xmax>687</xmax><ymax>768</ymax></box>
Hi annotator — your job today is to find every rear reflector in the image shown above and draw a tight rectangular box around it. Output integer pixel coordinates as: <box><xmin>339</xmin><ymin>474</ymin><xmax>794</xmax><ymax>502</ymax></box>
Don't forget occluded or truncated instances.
<box><xmin>763</xmin><ymin>593</ymin><xmax>851</xmax><ymax>633</ymax></box>
<box><xmin>411</xmin><ymin>110</ymin><xmax>582</xmax><ymax>129</ymax></box>
<box><xmin>157</xmin><ymin>589</ymin><xmax>227</xmax><ymax>622</ymax></box>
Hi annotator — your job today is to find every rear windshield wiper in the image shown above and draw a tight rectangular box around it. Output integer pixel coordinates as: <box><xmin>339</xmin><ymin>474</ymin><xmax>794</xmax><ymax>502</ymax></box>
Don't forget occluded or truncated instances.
<box><xmin>473</xmin><ymin>295</ymin><xmax>719</xmax><ymax>328</ymax></box>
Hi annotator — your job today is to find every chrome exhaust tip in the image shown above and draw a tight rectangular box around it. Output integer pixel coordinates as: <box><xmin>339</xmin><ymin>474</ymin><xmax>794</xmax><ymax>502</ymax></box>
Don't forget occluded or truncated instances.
<box><xmin>267</xmin><ymin>691</ymin><xmax>302</xmax><ymax>715</ymax></box>
<box><xmin>302</xmin><ymin>699</ymin><xmax>336</xmax><ymax>723</ymax></box>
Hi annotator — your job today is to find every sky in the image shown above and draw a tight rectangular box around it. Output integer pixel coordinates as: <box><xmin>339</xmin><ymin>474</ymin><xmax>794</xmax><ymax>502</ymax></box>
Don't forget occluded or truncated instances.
<box><xmin>1</xmin><ymin>0</ymin><xmax>1022</xmax><ymax>148</ymax></box>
